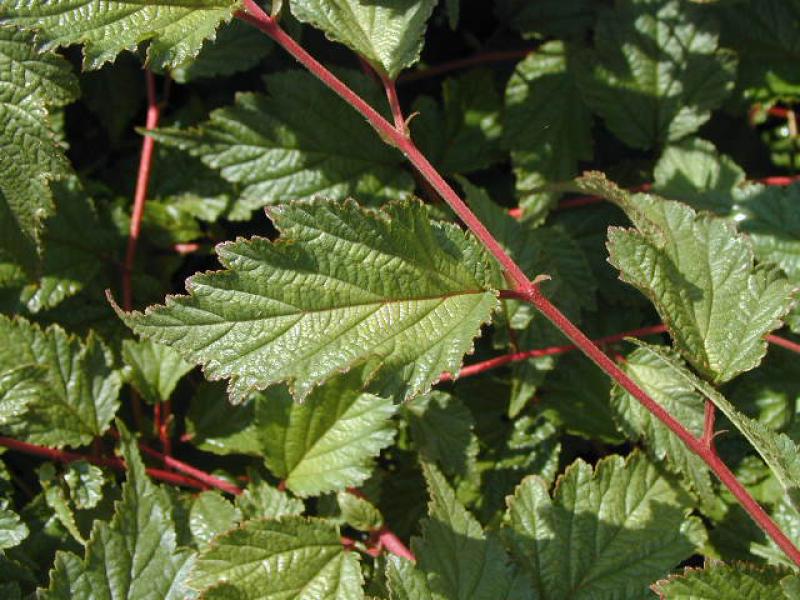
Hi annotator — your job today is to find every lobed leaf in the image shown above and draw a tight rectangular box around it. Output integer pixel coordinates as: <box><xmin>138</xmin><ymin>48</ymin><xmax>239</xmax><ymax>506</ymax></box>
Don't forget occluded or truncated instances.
<box><xmin>0</xmin><ymin>0</ymin><xmax>239</xmax><ymax>71</ymax></box>
<box><xmin>189</xmin><ymin>516</ymin><xmax>365</xmax><ymax>599</ymax></box>
<box><xmin>504</xmin><ymin>452</ymin><xmax>705</xmax><ymax>599</ymax></box>
<box><xmin>0</xmin><ymin>316</ymin><xmax>122</xmax><ymax>448</ymax></box>
<box><xmin>289</xmin><ymin>0</ymin><xmax>436</xmax><ymax>78</ymax></box>
<box><xmin>602</xmin><ymin>184</ymin><xmax>796</xmax><ymax>383</ymax></box>
<box><xmin>122</xmin><ymin>339</ymin><xmax>194</xmax><ymax>405</ymax></box>
<box><xmin>651</xmin><ymin>561</ymin><xmax>792</xmax><ymax>599</ymax></box>
<box><xmin>41</xmin><ymin>423</ymin><xmax>195</xmax><ymax>599</ymax></box>
<box><xmin>577</xmin><ymin>0</ymin><xmax>736</xmax><ymax>149</ymax></box>
<box><xmin>0</xmin><ymin>27</ymin><xmax>78</xmax><ymax>269</ymax></box>
<box><xmin>255</xmin><ymin>369</ymin><xmax>396</xmax><ymax>497</ymax></box>
<box><xmin>149</xmin><ymin>71</ymin><xmax>414</xmax><ymax>218</ymax></box>
<box><xmin>114</xmin><ymin>199</ymin><xmax>500</xmax><ymax>403</ymax></box>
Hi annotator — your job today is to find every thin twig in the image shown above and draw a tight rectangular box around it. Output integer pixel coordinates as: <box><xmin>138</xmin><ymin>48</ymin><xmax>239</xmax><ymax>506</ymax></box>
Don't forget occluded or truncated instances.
<box><xmin>398</xmin><ymin>48</ymin><xmax>534</xmax><ymax>83</ymax></box>
<box><xmin>702</xmin><ymin>400</ymin><xmax>717</xmax><ymax>450</ymax></box>
<box><xmin>379</xmin><ymin>72</ymin><xmax>407</xmax><ymax>134</ymax></box>
<box><xmin>767</xmin><ymin>334</ymin><xmax>800</xmax><ymax>355</ymax></box>
<box><xmin>439</xmin><ymin>324</ymin><xmax>668</xmax><ymax>382</ymax></box>
<box><xmin>0</xmin><ymin>436</ymin><xmax>208</xmax><ymax>491</ymax></box>
<box><xmin>137</xmin><ymin>442</ymin><xmax>241</xmax><ymax>495</ymax></box>
<box><xmin>235</xmin><ymin>3</ymin><xmax>800</xmax><ymax>567</ymax></box>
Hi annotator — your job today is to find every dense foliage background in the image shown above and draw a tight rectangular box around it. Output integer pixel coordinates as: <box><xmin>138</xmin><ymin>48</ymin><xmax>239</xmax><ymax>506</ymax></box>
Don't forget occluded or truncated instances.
<box><xmin>0</xmin><ymin>0</ymin><xmax>799</xmax><ymax>597</ymax></box>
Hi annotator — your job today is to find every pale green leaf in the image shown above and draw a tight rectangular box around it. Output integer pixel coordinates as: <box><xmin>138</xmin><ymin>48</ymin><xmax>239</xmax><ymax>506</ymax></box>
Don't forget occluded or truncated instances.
<box><xmin>0</xmin><ymin>365</ymin><xmax>42</xmax><ymax>427</ymax></box>
<box><xmin>234</xmin><ymin>475</ymin><xmax>304</xmax><ymax>520</ymax></box>
<box><xmin>190</xmin><ymin>491</ymin><xmax>241</xmax><ymax>548</ymax></box>
<box><xmin>0</xmin><ymin>505</ymin><xmax>27</xmax><ymax>550</ymax></box>
<box><xmin>503</xmin><ymin>42</ymin><xmax>593</xmax><ymax>220</ymax></box>
<box><xmin>115</xmin><ymin>199</ymin><xmax>499</xmax><ymax>403</ymax></box>
<box><xmin>411</xmin><ymin>69</ymin><xmax>503</xmax><ymax>175</ymax></box>
<box><xmin>611</xmin><ymin>347</ymin><xmax>715</xmax><ymax>508</ymax></box>
<box><xmin>386</xmin><ymin>555</ymin><xmax>433</xmax><ymax>600</ymax></box>
<box><xmin>185</xmin><ymin>382</ymin><xmax>261</xmax><ymax>456</ymax></box>
<box><xmin>38</xmin><ymin>463</ymin><xmax>86</xmax><ymax>545</ymax></box>
<box><xmin>604</xmin><ymin>187</ymin><xmax>796</xmax><ymax>383</ymax></box>
<box><xmin>405</xmin><ymin>391</ymin><xmax>477</xmax><ymax>478</ymax></box>
<box><xmin>0</xmin><ymin>27</ymin><xmax>78</xmax><ymax>268</ymax></box>
<box><xmin>63</xmin><ymin>462</ymin><xmax>104</xmax><ymax>510</ymax></box>
<box><xmin>122</xmin><ymin>339</ymin><xmax>193</xmax><ymax>405</ymax></box>
<box><xmin>0</xmin><ymin>316</ymin><xmax>122</xmax><ymax>448</ymax></box>
<box><xmin>413</xmin><ymin>462</ymin><xmax>521</xmax><ymax>600</ymax></box>
<box><xmin>505</xmin><ymin>452</ymin><xmax>705</xmax><ymax>599</ymax></box>
<box><xmin>149</xmin><ymin>71</ymin><xmax>414</xmax><ymax>218</ymax></box>
<box><xmin>633</xmin><ymin>342</ymin><xmax>800</xmax><ymax>513</ymax></box>
<box><xmin>336</xmin><ymin>491</ymin><xmax>382</xmax><ymax>532</ymax></box>
<box><xmin>1</xmin><ymin>0</ymin><xmax>239</xmax><ymax>71</ymax></box>
<box><xmin>654</xmin><ymin>137</ymin><xmax>745</xmax><ymax>214</ymax></box>
<box><xmin>578</xmin><ymin>0</ymin><xmax>736</xmax><ymax>149</ymax></box>
<box><xmin>40</xmin><ymin>422</ymin><xmax>195</xmax><ymax>599</ymax></box>
<box><xmin>290</xmin><ymin>0</ymin><xmax>436</xmax><ymax>78</ymax></box>
<box><xmin>255</xmin><ymin>370</ymin><xmax>396</xmax><ymax>497</ymax></box>
<box><xmin>651</xmin><ymin>561</ymin><xmax>791</xmax><ymax>599</ymax></box>
<box><xmin>189</xmin><ymin>516</ymin><xmax>365</xmax><ymax>600</ymax></box>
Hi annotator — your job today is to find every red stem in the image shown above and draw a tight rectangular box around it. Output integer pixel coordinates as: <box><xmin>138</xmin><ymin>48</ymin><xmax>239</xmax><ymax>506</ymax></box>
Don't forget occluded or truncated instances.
<box><xmin>0</xmin><ymin>436</ymin><xmax>208</xmax><ymax>491</ymax></box>
<box><xmin>397</xmin><ymin>48</ymin><xmax>534</xmax><ymax>83</ymax></box>
<box><xmin>439</xmin><ymin>323</ymin><xmax>668</xmax><ymax>382</ymax></box>
<box><xmin>767</xmin><ymin>334</ymin><xmax>800</xmax><ymax>355</ymax></box>
<box><xmin>136</xmin><ymin>443</ymin><xmax>241</xmax><ymax>495</ymax></box>
<box><xmin>236</xmin><ymin>4</ymin><xmax>800</xmax><ymax>567</ymax></box>
<box><xmin>377</xmin><ymin>527</ymin><xmax>416</xmax><ymax>561</ymax></box>
<box><xmin>702</xmin><ymin>401</ymin><xmax>717</xmax><ymax>450</ymax></box>
<box><xmin>380</xmin><ymin>72</ymin><xmax>407</xmax><ymax>134</ymax></box>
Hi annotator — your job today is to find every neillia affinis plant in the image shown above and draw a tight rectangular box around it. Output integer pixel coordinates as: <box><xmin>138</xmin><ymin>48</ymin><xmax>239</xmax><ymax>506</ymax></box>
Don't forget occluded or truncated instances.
<box><xmin>1</xmin><ymin>0</ymin><xmax>800</xmax><ymax>597</ymax></box>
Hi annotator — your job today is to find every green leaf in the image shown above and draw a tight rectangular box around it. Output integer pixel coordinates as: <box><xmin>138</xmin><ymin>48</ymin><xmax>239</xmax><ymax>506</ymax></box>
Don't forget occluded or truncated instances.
<box><xmin>122</xmin><ymin>339</ymin><xmax>193</xmax><ymax>405</ymax></box>
<box><xmin>336</xmin><ymin>491</ymin><xmax>383</xmax><ymax>532</ymax></box>
<box><xmin>734</xmin><ymin>182</ymin><xmax>800</xmax><ymax>285</ymax></box>
<box><xmin>611</xmin><ymin>346</ymin><xmax>715</xmax><ymax>507</ymax></box>
<box><xmin>413</xmin><ymin>462</ymin><xmax>522</xmax><ymax>599</ymax></box>
<box><xmin>411</xmin><ymin>69</ymin><xmax>503</xmax><ymax>175</ymax></box>
<box><xmin>41</xmin><ymin>422</ymin><xmax>195</xmax><ymax>599</ymax></box>
<box><xmin>651</xmin><ymin>561</ymin><xmax>792</xmax><ymax>599</ymax></box>
<box><xmin>538</xmin><ymin>354</ymin><xmax>623</xmax><ymax>444</ymax></box>
<box><xmin>0</xmin><ymin>316</ymin><xmax>122</xmax><ymax>448</ymax></box>
<box><xmin>1</xmin><ymin>0</ymin><xmax>239</xmax><ymax>71</ymax></box>
<box><xmin>577</xmin><ymin>0</ymin><xmax>736</xmax><ymax>149</ymax></box>
<box><xmin>654</xmin><ymin>137</ymin><xmax>745</xmax><ymax>214</ymax></box>
<box><xmin>149</xmin><ymin>71</ymin><xmax>414</xmax><ymax>219</ymax></box>
<box><xmin>185</xmin><ymin>382</ymin><xmax>261</xmax><ymax>457</ymax></box>
<box><xmin>503</xmin><ymin>42</ymin><xmax>593</xmax><ymax>220</ymax></box>
<box><xmin>290</xmin><ymin>0</ymin><xmax>436</xmax><ymax>78</ymax></box>
<box><xmin>189</xmin><ymin>516</ymin><xmax>365</xmax><ymax>599</ymax></box>
<box><xmin>171</xmin><ymin>19</ymin><xmax>272</xmax><ymax>83</ymax></box>
<box><xmin>255</xmin><ymin>369</ymin><xmax>396</xmax><ymax>497</ymax></box>
<box><xmin>0</xmin><ymin>505</ymin><xmax>28</xmax><ymax>550</ymax></box>
<box><xmin>115</xmin><ymin>199</ymin><xmax>499</xmax><ymax>403</ymax></box>
<box><xmin>63</xmin><ymin>462</ymin><xmax>104</xmax><ymax>510</ymax></box>
<box><xmin>632</xmin><ymin>342</ymin><xmax>800</xmax><ymax>513</ymax></box>
<box><xmin>0</xmin><ymin>27</ymin><xmax>79</xmax><ymax>268</ymax></box>
<box><xmin>505</xmin><ymin>452</ymin><xmax>705</xmax><ymax>599</ymax></box>
<box><xmin>234</xmin><ymin>474</ymin><xmax>304</xmax><ymax>520</ymax></box>
<box><xmin>716</xmin><ymin>0</ymin><xmax>800</xmax><ymax>101</ymax></box>
<box><xmin>0</xmin><ymin>365</ymin><xmax>43</xmax><ymax>427</ymax></box>
<box><xmin>189</xmin><ymin>491</ymin><xmax>241</xmax><ymax>548</ymax></box>
<box><xmin>494</xmin><ymin>0</ymin><xmax>596</xmax><ymax>39</ymax></box>
<box><xmin>386</xmin><ymin>555</ymin><xmax>433</xmax><ymax>600</ymax></box>
<box><xmin>405</xmin><ymin>392</ymin><xmax>477</xmax><ymax>478</ymax></box>
<box><xmin>603</xmin><ymin>185</ymin><xmax>796</xmax><ymax>383</ymax></box>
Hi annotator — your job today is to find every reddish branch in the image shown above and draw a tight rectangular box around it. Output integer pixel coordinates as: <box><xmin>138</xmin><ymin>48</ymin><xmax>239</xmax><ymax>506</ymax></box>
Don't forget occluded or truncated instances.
<box><xmin>137</xmin><ymin>442</ymin><xmax>241</xmax><ymax>495</ymax></box>
<box><xmin>0</xmin><ymin>436</ymin><xmax>207</xmax><ymax>491</ymax></box>
<box><xmin>767</xmin><ymin>334</ymin><xmax>800</xmax><ymax>355</ymax></box>
<box><xmin>235</xmin><ymin>2</ymin><xmax>800</xmax><ymax>566</ymax></box>
<box><xmin>398</xmin><ymin>48</ymin><xmax>534</xmax><ymax>83</ymax></box>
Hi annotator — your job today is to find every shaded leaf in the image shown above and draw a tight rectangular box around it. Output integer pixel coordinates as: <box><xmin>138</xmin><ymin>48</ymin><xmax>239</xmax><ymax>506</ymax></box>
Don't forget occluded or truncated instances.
<box><xmin>652</xmin><ymin>561</ymin><xmax>791</xmax><ymax>599</ymax></box>
<box><xmin>122</xmin><ymin>339</ymin><xmax>193</xmax><ymax>405</ymax></box>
